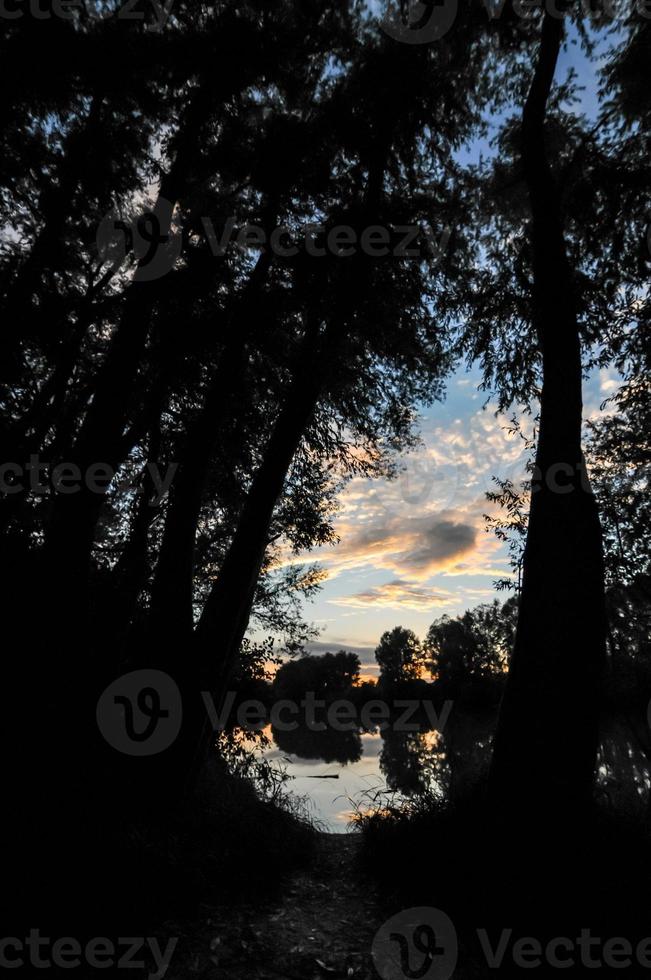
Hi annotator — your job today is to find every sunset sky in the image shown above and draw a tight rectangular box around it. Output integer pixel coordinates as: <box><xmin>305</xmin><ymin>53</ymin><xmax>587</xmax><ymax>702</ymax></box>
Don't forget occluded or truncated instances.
<box><xmin>293</xmin><ymin>365</ymin><xmax>618</xmax><ymax>675</ymax></box>
<box><xmin>277</xmin><ymin>24</ymin><xmax>619</xmax><ymax>676</ymax></box>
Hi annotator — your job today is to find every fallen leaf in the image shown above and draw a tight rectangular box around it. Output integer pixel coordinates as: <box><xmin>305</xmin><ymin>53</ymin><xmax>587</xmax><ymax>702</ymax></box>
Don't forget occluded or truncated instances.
<box><xmin>315</xmin><ymin>959</ymin><xmax>336</xmax><ymax>973</ymax></box>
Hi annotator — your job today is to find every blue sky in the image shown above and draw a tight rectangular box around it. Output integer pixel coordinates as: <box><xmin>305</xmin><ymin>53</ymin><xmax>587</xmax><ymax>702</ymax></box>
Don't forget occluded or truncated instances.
<box><xmin>278</xmin><ymin>17</ymin><xmax>622</xmax><ymax>676</ymax></box>
<box><xmin>288</xmin><ymin>363</ymin><xmax>618</xmax><ymax>676</ymax></box>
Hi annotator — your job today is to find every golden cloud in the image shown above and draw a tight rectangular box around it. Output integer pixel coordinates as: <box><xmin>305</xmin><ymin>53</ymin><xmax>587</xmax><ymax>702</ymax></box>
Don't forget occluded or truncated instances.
<box><xmin>331</xmin><ymin>579</ymin><xmax>457</xmax><ymax>611</ymax></box>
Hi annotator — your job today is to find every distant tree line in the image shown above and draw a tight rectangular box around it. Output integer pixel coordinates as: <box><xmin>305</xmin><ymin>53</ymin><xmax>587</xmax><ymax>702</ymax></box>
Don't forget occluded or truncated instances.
<box><xmin>254</xmin><ymin>596</ymin><xmax>517</xmax><ymax>711</ymax></box>
<box><xmin>374</xmin><ymin>599</ymin><xmax>518</xmax><ymax>703</ymax></box>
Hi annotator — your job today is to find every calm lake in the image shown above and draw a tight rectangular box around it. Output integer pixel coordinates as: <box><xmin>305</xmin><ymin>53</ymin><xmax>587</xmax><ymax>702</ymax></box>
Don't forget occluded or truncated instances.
<box><xmin>245</xmin><ymin>708</ymin><xmax>651</xmax><ymax>832</ymax></box>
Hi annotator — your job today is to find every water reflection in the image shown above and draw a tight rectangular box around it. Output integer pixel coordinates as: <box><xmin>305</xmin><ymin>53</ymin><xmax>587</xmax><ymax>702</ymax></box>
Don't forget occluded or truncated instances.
<box><xmin>272</xmin><ymin>724</ymin><xmax>363</xmax><ymax>765</ymax></box>
<box><xmin>379</xmin><ymin>728</ymin><xmax>444</xmax><ymax>796</ymax></box>
<box><xmin>244</xmin><ymin>706</ymin><xmax>651</xmax><ymax>832</ymax></box>
<box><xmin>250</xmin><ymin>707</ymin><xmax>497</xmax><ymax>831</ymax></box>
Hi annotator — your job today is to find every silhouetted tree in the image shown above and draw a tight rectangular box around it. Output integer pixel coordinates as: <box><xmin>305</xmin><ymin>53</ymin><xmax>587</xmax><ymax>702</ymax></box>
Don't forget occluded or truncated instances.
<box><xmin>273</xmin><ymin>651</ymin><xmax>361</xmax><ymax>703</ymax></box>
<box><xmin>375</xmin><ymin>627</ymin><xmax>424</xmax><ymax>687</ymax></box>
<box><xmin>426</xmin><ymin>599</ymin><xmax>517</xmax><ymax>700</ymax></box>
<box><xmin>273</xmin><ymin>724</ymin><xmax>363</xmax><ymax>766</ymax></box>
<box><xmin>487</xmin><ymin>11</ymin><xmax>608</xmax><ymax>815</ymax></box>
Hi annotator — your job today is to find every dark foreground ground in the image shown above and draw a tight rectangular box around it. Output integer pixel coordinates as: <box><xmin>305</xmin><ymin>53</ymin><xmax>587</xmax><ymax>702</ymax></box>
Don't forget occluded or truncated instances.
<box><xmin>165</xmin><ymin>833</ymin><xmax>385</xmax><ymax>980</ymax></box>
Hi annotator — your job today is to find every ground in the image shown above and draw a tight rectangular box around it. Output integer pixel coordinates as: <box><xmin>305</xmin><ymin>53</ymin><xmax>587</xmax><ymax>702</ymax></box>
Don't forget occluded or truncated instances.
<box><xmin>165</xmin><ymin>833</ymin><xmax>387</xmax><ymax>980</ymax></box>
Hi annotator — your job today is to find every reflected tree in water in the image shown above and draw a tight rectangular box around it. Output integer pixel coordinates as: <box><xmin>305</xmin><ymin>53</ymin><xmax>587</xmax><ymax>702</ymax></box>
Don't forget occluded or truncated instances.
<box><xmin>272</xmin><ymin>723</ymin><xmax>363</xmax><ymax>766</ymax></box>
<box><xmin>379</xmin><ymin>709</ymin><xmax>498</xmax><ymax>803</ymax></box>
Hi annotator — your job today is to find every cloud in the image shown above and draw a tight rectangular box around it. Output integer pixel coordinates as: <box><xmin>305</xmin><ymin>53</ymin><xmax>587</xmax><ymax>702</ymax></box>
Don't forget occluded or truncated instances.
<box><xmin>305</xmin><ymin>639</ymin><xmax>379</xmax><ymax>672</ymax></box>
<box><xmin>305</xmin><ymin>639</ymin><xmax>376</xmax><ymax>659</ymax></box>
<box><xmin>400</xmin><ymin>520</ymin><xmax>477</xmax><ymax>574</ymax></box>
<box><xmin>274</xmin><ymin>400</ymin><xmax>528</xmax><ymax>619</ymax></box>
<box><xmin>278</xmin><ymin>490</ymin><xmax>511</xmax><ymax>589</ymax></box>
<box><xmin>331</xmin><ymin>578</ymin><xmax>456</xmax><ymax>611</ymax></box>
<box><xmin>296</xmin><ymin>513</ymin><xmax>479</xmax><ymax>583</ymax></box>
<box><xmin>599</xmin><ymin>368</ymin><xmax>619</xmax><ymax>396</ymax></box>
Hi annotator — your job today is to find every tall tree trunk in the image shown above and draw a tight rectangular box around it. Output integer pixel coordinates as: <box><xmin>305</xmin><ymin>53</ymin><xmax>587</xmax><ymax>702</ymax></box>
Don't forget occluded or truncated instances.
<box><xmin>489</xmin><ymin>13</ymin><xmax>607</xmax><ymax>815</ymax></box>
<box><xmin>0</xmin><ymin>267</ymin><xmax>116</xmax><ymax>538</ymax></box>
<box><xmin>95</xmin><ymin>422</ymin><xmax>164</xmax><ymax>647</ymax></box>
<box><xmin>0</xmin><ymin>96</ymin><xmax>104</xmax><ymax>375</ymax></box>
<box><xmin>28</xmin><ymin>87</ymin><xmax>223</xmax><ymax>838</ymax></box>
<box><xmin>166</xmin><ymin>330</ymin><xmax>334</xmax><ymax>798</ymax></box>
<box><xmin>148</xmin><ymin>237</ymin><xmax>276</xmax><ymax>648</ymax></box>
<box><xmin>148</xmin><ymin>333</ymin><xmax>249</xmax><ymax>645</ymax></box>
<box><xmin>145</xmin><ymin>143</ymin><xmax>390</xmax><ymax>804</ymax></box>
<box><xmin>41</xmin><ymin>85</ymin><xmax>213</xmax><ymax>626</ymax></box>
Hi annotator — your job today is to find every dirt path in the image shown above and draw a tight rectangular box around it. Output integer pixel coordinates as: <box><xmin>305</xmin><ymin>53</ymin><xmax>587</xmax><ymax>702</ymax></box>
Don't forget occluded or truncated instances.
<box><xmin>166</xmin><ymin>833</ymin><xmax>387</xmax><ymax>979</ymax></box>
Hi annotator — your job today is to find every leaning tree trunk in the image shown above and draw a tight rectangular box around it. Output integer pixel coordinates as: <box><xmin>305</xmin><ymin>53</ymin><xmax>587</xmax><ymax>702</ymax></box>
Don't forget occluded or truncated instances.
<box><xmin>28</xmin><ymin>89</ymin><xmax>219</xmax><ymax>844</ymax></box>
<box><xmin>0</xmin><ymin>96</ymin><xmax>104</xmax><ymax>377</ymax></box>
<box><xmin>148</xmin><ymin>231</ymin><xmax>277</xmax><ymax>649</ymax></box>
<box><xmin>148</xmin><ymin>141</ymin><xmax>390</xmax><ymax>805</ymax></box>
<box><xmin>147</xmin><ymin>332</ymin><xmax>250</xmax><ymax>645</ymax></box>
<box><xmin>40</xmin><ymin>71</ymin><xmax>244</xmax><ymax>629</ymax></box>
<box><xmin>488</xmin><ymin>13</ymin><xmax>607</xmax><ymax>815</ymax></box>
<box><xmin>163</xmin><ymin>334</ymin><xmax>333</xmax><ymax>800</ymax></box>
<box><xmin>176</xmin><ymin>199</ymin><xmax>393</xmax><ymax>799</ymax></box>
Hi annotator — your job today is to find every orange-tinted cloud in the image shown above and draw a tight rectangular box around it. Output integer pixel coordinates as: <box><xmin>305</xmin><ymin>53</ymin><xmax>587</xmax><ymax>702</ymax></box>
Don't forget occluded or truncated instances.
<box><xmin>331</xmin><ymin>578</ymin><xmax>456</xmax><ymax>611</ymax></box>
